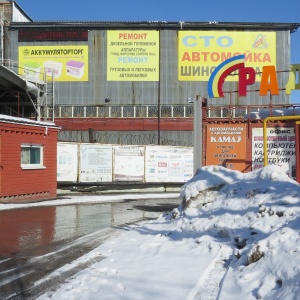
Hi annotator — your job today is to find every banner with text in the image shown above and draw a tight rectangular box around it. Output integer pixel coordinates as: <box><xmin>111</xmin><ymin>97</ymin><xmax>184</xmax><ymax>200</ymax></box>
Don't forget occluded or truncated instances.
<box><xmin>57</xmin><ymin>143</ymin><xmax>78</xmax><ymax>182</ymax></box>
<box><xmin>206</xmin><ymin>124</ymin><xmax>247</xmax><ymax>171</ymax></box>
<box><xmin>178</xmin><ymin>31</ymin><xmax>276</xmax><ymax>81</ymax></box>
<box><xmin>113</xmin><ymin>146</ymin><xmax>145</xmax><ymax>181</ymax></box>
<box><xmin>107</xmin><ymin>30</ymin><xmax>159</xmax><ymax>81</ymax></box>
<box><xmin>252</xmin><ymin>128</ymin><xmax>296</xmax><ymax>177</ymax></box>
<box><xmin>19</xmin><ymin>45</ymin><xmax>88</xmax><ymax>81</ymax></box>
<box><xmin>79</xmin><ymin>144</ymin><xmax>113</xmax><ymax>182</ymax></box>
<box><xmin>145</xmin><ymin>146</ymin><xmax>193</xmax><ymax>182</ymax></box>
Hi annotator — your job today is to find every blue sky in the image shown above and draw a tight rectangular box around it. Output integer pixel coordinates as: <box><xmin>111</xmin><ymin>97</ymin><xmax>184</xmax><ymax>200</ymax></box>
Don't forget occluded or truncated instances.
<box><xmin>16</xmin><ymin>0</ymin><xmax>300</xmax><ymax>103</ymax></box>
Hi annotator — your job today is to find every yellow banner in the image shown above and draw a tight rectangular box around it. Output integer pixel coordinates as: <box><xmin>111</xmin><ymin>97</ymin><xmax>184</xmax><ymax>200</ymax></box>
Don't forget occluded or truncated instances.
<box><xmin>178</xmin><ymin>31</ymin><xmax>276</xmax><ymax>81</ymax></box>
<box><xmin>19</xmin><ymin>45</ymin><xmax>88</xmax><ymax>81</ymax></box>
<box><xmin>107</xmin><ymin>30</ymin><xmax>159</xmax><ymax>81</ymax></box>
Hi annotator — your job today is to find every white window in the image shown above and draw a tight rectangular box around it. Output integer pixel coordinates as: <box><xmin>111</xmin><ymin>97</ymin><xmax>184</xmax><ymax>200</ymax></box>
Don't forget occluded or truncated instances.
<box><xmin>21</xmin><ymin>144</ymin><xmax>45</xmax><ymax>169</ymax></box>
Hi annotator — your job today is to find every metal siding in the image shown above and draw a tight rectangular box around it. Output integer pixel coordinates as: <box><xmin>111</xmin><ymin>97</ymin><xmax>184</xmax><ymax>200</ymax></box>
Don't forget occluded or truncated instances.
<box><xmin>12</xmin><ymin>6</ymin><xmax>31</xmax><ymax>22</ymax></box>
<box><xmin>7</xmin><ymin>27</ymin><xmax>292</xmax><ymax>107</ymax></box>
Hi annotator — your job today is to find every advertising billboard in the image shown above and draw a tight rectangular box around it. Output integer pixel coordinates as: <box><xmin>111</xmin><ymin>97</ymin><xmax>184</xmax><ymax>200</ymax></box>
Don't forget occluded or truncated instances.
<box><xmin>178</xmin><ymin>31</ymin><xmax>276</xmax><ymax>81</ymax></box>
<box><xmin>113</xmin><ymin>146</ymin><xmax>145</xmax><ymax>181</ymax></box>
<box><xmin>19</xmin><ymin>45</ymin><xmax>88</xmax><ymax>81</ymax></box>
<box><xmin>79</xmin><ymin>144</ymin><xmax>113</xmax><ymax>182</ymax></box>
<box><xmin>206</xmin><ymin>124</ymin><xmax>247</xmax><ymax>171</ymax></box>
<box><xmin>145</xmin><ymin>146</ymin><xmax>193</xmax><ymax>182</ymax></box>
<box><xmin>107</xmin><ymin>30</ymin><xmax>159</xmax><ymax>81</ymax></box>
<box><xmin>57</xmin><ymin>143</ymin><xmax>78</xmax><ymax>182</ymax></box>
<box><xmin>252</xmin><ymin>127</ymin><xmax>296</xmax><ymax>178</ymax></box>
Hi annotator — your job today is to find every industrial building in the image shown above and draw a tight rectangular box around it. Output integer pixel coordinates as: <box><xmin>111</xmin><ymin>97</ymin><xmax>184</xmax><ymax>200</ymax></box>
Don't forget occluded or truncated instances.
<box><xmin>0</xmin><ymin>0</ymin><xmax>299</xmax><ymax>183</ymax></box>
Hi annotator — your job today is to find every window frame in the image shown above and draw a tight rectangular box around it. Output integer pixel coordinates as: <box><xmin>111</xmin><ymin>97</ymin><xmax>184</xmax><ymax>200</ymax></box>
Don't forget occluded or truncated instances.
<box><xmin>21</xmin><ymin>144</ymin><xmax>45</xmax><ymax>170</ymax></box>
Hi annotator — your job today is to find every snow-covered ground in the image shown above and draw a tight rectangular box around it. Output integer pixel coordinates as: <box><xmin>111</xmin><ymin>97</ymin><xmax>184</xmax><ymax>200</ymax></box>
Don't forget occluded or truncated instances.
<box><xmin>5</xmin><ymin>165</ymin><xmax>300</xmax><ymax>299</ymax></box>
<box><xmin>0</xmin><ymin>192</ymin><xmax>180</xmax><ymax>211</ymax></box>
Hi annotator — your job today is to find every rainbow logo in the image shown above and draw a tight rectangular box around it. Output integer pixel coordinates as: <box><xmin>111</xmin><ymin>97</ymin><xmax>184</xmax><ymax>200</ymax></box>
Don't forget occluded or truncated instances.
<box><xmin>207</xmin><ymin>55</ymin><xmax>245</xmax><ymax>98</ymax></box>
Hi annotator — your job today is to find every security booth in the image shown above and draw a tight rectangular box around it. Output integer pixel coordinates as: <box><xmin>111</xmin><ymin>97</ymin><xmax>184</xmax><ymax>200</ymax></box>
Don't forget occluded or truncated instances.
<box><xmin>0</xmin><ymin>115</ymin><xmax>60</xmax><ymax>203</ymax></box>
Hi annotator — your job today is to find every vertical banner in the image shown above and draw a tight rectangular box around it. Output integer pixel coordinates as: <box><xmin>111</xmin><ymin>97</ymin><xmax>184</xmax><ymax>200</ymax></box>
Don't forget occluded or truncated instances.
<box><xmin>107</xmin><ymin>30</ymin><xmax>159</xmax><ymax>81</ymax></box>
<box><xmin>113</xmin><ymin>146</ymin><xmax>145</xmax><ymax>181</ymax></box>
<box><xmin>145</xmin><ymin>146</ymin><xmax>193</xmax><ymax>182</ymax></box>
<box><xmin>79</xmin><ymin>144</ymin><xmax>113</xmax><ymax>182</ymax></box>
<box><xmin>178</xmin><ymin>31</ymin><xmax>276</xmax><ymax>81</ymax></box>
<box><xmin>252</xmin><ymin>128</ymin><xmax>296</xmax><ymax>178</ymax></box>
<box><xmin>206</xmin><ymin>124</ymin><xmax>247</xmax><ymax>171</ymax></box>
<box><xmin>57</xmin><ymin>143</ymin><xmax>78</xmax><ymax>182</ymax></box>
<box><xmin>19</xmin><ymin>45</ymin><xmax>88</xmax><ymax>81</ymax></box>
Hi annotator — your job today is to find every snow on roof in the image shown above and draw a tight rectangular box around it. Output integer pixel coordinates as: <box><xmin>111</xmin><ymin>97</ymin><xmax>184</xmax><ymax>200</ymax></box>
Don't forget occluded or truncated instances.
<box><xmin>0</xmin><ymin>114</ymin><xmax>59</xmax><ymax>128</ymax></box>
<box><xmin>244</xmin><ymin>107</ymin><xmax>300</xmax><ymax>119</ymax></box>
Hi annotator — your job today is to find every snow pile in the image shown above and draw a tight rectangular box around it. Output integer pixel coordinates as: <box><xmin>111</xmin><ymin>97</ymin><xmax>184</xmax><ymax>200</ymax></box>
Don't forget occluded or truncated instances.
<box><xmin>244</xmin><ymin>106</ymin><xmax>300</xmax><ymax>119</ymax></box>
<box><xmin>179</xmin><ymin>165</ymin><xmax>300</xmax><ymax>299</ymax></box>
<box><xmin>38</xmin><ymin>165</ymin><xmax>300</xmax><ymax>300</ymax></box>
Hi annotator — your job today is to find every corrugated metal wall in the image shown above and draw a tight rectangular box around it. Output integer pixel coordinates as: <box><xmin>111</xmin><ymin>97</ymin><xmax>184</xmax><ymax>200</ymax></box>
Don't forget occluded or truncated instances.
<box><xmin>6</xmin><ymin>24</ymin><xmax>293</xmax><ymax>146</ymax></box>
<box><xmin>7</xmin><ymin>27</ymin><xmax>291</xmax><ymax>107</ymax></box>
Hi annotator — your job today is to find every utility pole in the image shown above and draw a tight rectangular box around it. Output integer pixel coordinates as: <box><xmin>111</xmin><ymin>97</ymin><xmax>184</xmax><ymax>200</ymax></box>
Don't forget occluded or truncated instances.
<box><xmin>193</xmin><ymin>95</ymin><xmax>205</xmax><ymax>174</ymax></box>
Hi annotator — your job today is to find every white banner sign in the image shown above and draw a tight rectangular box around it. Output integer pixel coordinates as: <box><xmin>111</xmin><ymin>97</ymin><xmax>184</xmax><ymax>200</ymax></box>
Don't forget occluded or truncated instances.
<box><xmin>57</xmin><ymin>143</ymin><xmax>78</xmax><ymax>182</ymax></box>
<box><xmin>113</xmin><ymin>146</ymin><xmax>145</xmax><ymax>181</ymax></box>
<box><xmin>79</xmin><ymin>144</ymin><xmax>113</xmax><ymax>182</ymax></box>
<box><xmin>145</xmin><ymin>146</ymin><xmax>193</xmax><ymax>182</ymax></box>
<box><xmin>252</xmin><ymin>128</ymin><xmax>296</xmax><ymax>178</ymax></box>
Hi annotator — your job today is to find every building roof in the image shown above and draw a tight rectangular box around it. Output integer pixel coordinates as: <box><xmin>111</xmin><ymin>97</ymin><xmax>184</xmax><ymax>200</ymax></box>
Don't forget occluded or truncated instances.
<box><xmin>10</xmin><ymin>21</ymin><xmax>300</xmax><ymax>32</ymax></box>
<box><xmin>0</xmin><ymin>64</ymin><xmax>39</xmax><ymax>96</ymax></box>
<box><xmin>0</xmin><ymin>113</ymin><xmax>59</xmax><ymax>128</ymax></box>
